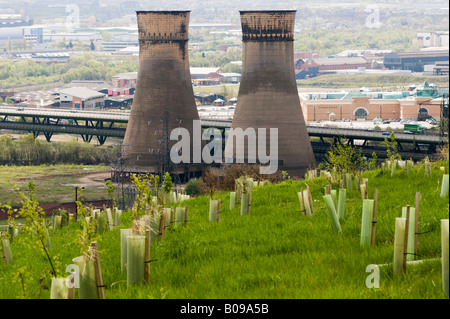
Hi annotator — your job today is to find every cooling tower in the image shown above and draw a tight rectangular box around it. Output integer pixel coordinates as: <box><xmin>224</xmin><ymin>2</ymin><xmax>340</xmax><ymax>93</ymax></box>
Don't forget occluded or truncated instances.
<box><xmin>122</xmin><ymin>11</ymin><xmax>202</xmax><ymax>176</ymax></box>
<box><xmin>225</xmin><ymin>10</ymin><xmax>316</xmax><ymax>177</ymax></box>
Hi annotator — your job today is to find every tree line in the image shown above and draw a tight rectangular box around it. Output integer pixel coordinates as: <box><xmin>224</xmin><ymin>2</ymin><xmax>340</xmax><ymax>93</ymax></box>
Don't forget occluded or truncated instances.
<box><xmin>0</xmin><ymin>53</ymin><xmax>138</xmax><ymax>89</ymax></box>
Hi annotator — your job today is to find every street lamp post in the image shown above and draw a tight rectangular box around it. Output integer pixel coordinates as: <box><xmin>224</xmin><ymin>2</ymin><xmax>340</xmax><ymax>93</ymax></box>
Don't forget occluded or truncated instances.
<box><xmin>313</xmin><ymin>105</ymin><xmax>316</xmax><ymax>122</ymax></box>
<box><xmin>379</xmin><ymin>104</ymin><xmax>382</xmax><ymax>120</ymax></box>
<box><xmin>340</xmin><ymin>105</ymin><xmax>343</xmax><ymax>121</ymax></box>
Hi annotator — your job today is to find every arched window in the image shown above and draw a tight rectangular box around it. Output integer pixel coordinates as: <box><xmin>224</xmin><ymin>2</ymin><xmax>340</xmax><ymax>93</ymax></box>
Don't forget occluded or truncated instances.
<box><xmin>355</xmin><ymin>107</ymin><xmax>368</xmax><ymax>120</ymax></box>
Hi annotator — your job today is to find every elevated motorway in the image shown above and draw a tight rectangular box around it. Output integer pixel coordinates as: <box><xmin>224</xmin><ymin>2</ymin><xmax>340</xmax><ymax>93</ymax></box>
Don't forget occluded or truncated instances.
<box><xmin>0</xmin><ymin>107</ymin><xmax>445</xmax><ymax>159</ymax></box>
<box><xmin>0</xmin><ymin>107</ymin><xmax>128</xmax><ymax>144</ymax></box>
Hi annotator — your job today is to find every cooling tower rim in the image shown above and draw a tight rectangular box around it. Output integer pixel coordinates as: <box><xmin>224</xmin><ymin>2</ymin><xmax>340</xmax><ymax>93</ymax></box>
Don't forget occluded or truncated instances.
<box><xmin>239</xmin><ymin>10</ymin><xmax>297</xmax><ymax>13</ymax></box>
<box><xmin>136</xmin><ymin>10</ymin><xmax>191</xmax><ymax>14</ymax></box>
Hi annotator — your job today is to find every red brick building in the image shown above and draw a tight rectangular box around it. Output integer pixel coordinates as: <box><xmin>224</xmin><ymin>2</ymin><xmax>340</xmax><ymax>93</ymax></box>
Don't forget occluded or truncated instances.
<box><xmin>298</xmin><ymin>56</ymin><xmax>371</xmax><ymax>74</ymax></box>
<box><xmin>300</xmin><ymin>94</ymin><xmax>444</xmax><ymax>122</ymax></box>
<box><xmin>112</xmin><ymin>72</ymin><xmax>138</xmax><ymax>88</ymax></box>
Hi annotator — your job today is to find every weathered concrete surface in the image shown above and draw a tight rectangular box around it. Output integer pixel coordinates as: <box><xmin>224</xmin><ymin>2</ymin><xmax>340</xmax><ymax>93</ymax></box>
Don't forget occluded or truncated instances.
<box><xmin>225</xmin><ymin>11</ymin><xmax>316</xmax><ymax>177</ymax></box>
<box><xmin>122</xmin><ymin>11</ymin><xmax>201</xmax><ymax>174</ymax></box>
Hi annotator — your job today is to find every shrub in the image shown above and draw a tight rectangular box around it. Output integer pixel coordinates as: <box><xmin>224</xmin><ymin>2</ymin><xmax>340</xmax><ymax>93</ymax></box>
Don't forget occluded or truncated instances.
<box><xmin>202</xmin><ymin>164</ymin><xmax>283</xmax><ymax>191</ymax></box>
<box><xmin>184</xmin><ymin>178</ymin><xmax>208</xmax><ymax>196</ymax></box>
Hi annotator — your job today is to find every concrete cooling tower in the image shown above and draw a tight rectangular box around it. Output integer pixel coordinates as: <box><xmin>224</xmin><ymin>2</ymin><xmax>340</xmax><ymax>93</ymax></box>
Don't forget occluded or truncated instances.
<box><xmin>122</xmin><ymin>11</ymin><xmax>202</xmax><ymax>177</ymax></box>
<box><xmin>225</xmin><ymin>10</ymin><xmax>316</xmax><ymax>177</ymax></box>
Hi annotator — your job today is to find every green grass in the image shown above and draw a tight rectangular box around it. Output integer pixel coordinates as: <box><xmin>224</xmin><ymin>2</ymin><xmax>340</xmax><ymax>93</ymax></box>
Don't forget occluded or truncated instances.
<box><xmin>0</xmin><ymin>160</ymin><xmax>448</xmax><ymax>299</ymax></box>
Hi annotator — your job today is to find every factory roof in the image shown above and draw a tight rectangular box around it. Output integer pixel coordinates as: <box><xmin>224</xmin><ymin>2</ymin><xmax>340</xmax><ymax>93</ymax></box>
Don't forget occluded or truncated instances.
<box><xmin>59</xmin><ymin>87</ymin><xmax>106</xmax><ymax>100</ymax></box>
<box><xmin>190</xmin><ymin>67</ymin><xmax>223</xmax><ymax>75</ymax></box>
<box><xmin>313</xmin><ymin>56</ymin><xmax>369</xmax><ymax>66</ymax></box>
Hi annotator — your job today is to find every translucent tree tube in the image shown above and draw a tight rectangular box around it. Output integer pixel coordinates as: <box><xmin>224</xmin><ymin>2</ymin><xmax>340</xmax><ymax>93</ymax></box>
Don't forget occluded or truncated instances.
<box><xmin>330</xmin><ymin>190</ymin><xmax>337</xmax><ymax>209</ymax></box>
<box><xmin>391</xmin><ymin>160</ymin><xmax>396</xmax><ymax>176</ymax></box>
<box><xmin>97</xmin><ymin>212</ymin><xmax>105</xmax><ymax>234</ymax></box>
<box><xmin>209</xmin><ymin>199</ymin><xmax>219</xmax><ymax>222</ymax></box>
<box><xmin>115</xmin><ymin>209</ymin><xmax>122</xmax><ymax>228</ymax></box>
<box><xmin>163</xmin><ymin>208</ymin><xmax>172</xmax><ymax>227</ymax></box>
<box><xmin>337</xmin><ymin>188</ymin><xmax>346</xmax><ymax>221</ymax></box>
<box><xmin>424</xmin><ymin>161</ymin><xmax>430</xmax><ymax>176</ymax></box>
<box><xmin>175</xmin><ymin>206</ymin><xmax>185</xmax><ymax>226</ymax></box>
<box><xmin>240</xmin><ymin>192</ymin><xmax>249</xmax><ymax>216</ymax></box>
<box><xmin>406</xmin><ymin>160</ymin><xmax>412</xmax><ymax>174</ymax></box>
<box><xmin>298</xmin><ymin>190</ymin><xmax>305</xmax><ymax>214</ymax></box>
<box><xmin>304</xmin><ymin>189</ymin><xmax>312</xmax><ymax>217</ymax></box>
<box><xmin>1</xmin><ymin>238</ymin><xmax>12</xmax><ymax>264</ymax></box>
<box><xmin>73</xmin><ymin>256</ymin><xmax>98</xmax><ymax>299</ymax></box>
<box><xmin>354</xmin><ymin>175</ymin><xmax>360</xmax><ymax>191</ymax></box>
<box><xmin>323</xmin><ymin>194</ymin><xmax>341</xmax><ymax>233</ymax></box>
<box><xmin>360</xmin><ymin>199</ymin><xmax>374</xmax><ymax>249</ymax></box>
<box><xmin>106</xmin><ymin>208</ymin><xmax>113</xmax><ymax>230</ymax></box>
<box><xmin>345</xmin><ymin>173</ymin><xmax>353</xmax><ymax>191</ymax></box>
<box><xmin>246</xmin><ymin>178</ymin><xmax>254</xmax><ymax>192</ymax></box>
<box><xmin>54</xmin><ymin>215</ymin><xmax>62</xmax><ymax>230</ymax></box>
<box><xmin>360</xmin><ymin>184</ymin><xmax>366</xmax><ymax>200</ymax></box>
<box><xmin>50</xmin><ymin>277</ymin><xmax>69</xmax><ymax>299</ymax></box>
<box><xmin>120</xmin><ymin>229</ymin><xmax>133</xmax><ymax>272</ymax></box>
<box><xmin>149</xmin><ymin>213</ymin><xmax>161</xmax><ymax>245</ymax></box>
<box><xmin>298</xmin><ymin>190</ymin><xmax>312</xmax><ymax>217</ymax></box>
<box><xmin>440</xmin><ymin>174</ymin><xmax>449</xmax><ymax>198</ymax></box>
<box><xmin>393</xmin><ymin>217</ymin><xmax>406</xmax><ymax>278</ymax></box>
<box><xmin>127</xmin><ymin>235</ymin><xmax>145</xmax><ymax>287</ymax></box>
<box><xmin>442</xmin><ymin>219</ymin><xmax>449</xmax><ymax>298</ymax></box>
<box><xmin>230</xmin><ymin>192</ymin><xmax>236</xmax><ymax>210</ymax></box>
<box><xmin>235</xmin><ymin>180</ymin><xmax>241</xmax><ymax>206</ymax></box>
<box><xmin>402</xmin><ymin>206</ymin><xmax>416</xmax><ymax>261</ymax></box>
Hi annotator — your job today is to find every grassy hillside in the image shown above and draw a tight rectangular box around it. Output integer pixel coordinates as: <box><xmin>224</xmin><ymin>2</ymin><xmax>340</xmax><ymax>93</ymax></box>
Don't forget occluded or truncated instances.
<box><xmin>0</xmin><ymin>160</ymin><xmax>448</xmax><ymax>299</ymax></box>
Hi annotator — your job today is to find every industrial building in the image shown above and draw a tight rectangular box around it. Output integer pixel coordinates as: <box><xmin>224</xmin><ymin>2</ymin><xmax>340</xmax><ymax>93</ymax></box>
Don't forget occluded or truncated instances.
<box><xmin>300</xmin><ymin>83</ymin><xmax>447</xmax><ymax>122</ymax></box>
<box><xmin>383</xmin><ymin>50</ymin><xmax>449</xmax><ymax>72</ymax></box>
<box><xmin>298</xmin><ymin>56</ymin><xmax>372</xmax><ymax>74</ymax></box>
<box><xmin>59</xmin><ymin>87</ymin><xmax>107</xmax><ymax>110</ymax></box>
<box><xmin>112</xmin><ymin>72</ymin><xmax>138</xmax><ymax>88</ymax></box>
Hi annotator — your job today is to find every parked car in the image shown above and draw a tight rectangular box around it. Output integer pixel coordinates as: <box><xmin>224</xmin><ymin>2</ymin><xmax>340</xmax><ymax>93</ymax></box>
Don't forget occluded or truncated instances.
<box><xmin>16</xmin><ymin>107</ymin><xmax>24</xmax><ymax>111</ymax></box>
<box><xmin>382</xmin><ymin>132</ymin><xmax>391</xmax><ymax>135</ymax></box>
